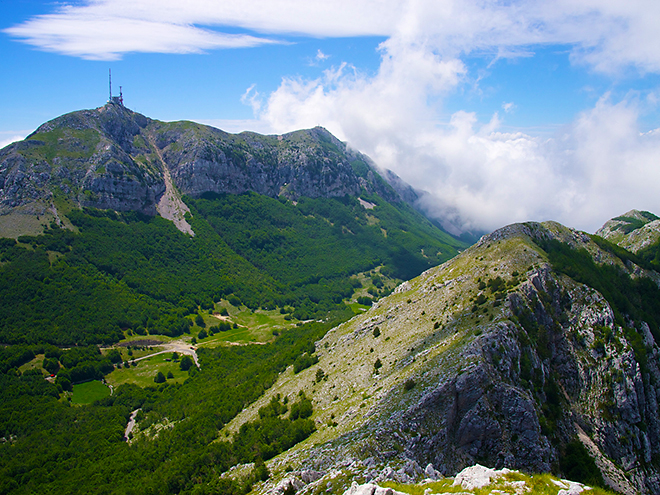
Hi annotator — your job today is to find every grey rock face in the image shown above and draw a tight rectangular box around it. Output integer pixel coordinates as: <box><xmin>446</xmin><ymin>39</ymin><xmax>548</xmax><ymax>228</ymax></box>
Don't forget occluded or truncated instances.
<box><xmin>0</xmin><ymin>105</ymin><xmax>404</xmax><ymax>233</ymax></box>
<box><xmin>242</xmin><ymin>221</ymin><xmax>660</xmax><ymax>495</ymax></box>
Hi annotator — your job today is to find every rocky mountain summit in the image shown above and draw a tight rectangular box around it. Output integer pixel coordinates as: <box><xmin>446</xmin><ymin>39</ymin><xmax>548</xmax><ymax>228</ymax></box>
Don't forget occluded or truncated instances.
<box><xmin>596</xmin><ymin>210</ymin><xmax>660</xmax><ymax>254</ymax></box>
<box><xmin>222</xmin><ymin>219</ymin><xmax>660</xmax><ymax>495</ymax></box>
<box><xmin>0</xmin><ymin>103</ymin><xmax>409</xmax><ymax>237</ymax></box>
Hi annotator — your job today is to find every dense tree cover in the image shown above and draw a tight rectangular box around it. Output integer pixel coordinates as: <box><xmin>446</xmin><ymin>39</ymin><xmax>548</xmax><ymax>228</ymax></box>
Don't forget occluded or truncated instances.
<box><xmin>0</xmin><ymin>192</ymin><xmax>463</xmax><ymax>346</ymax></box>
<box><xmin>192</xmin><ymin>192</ymin><xmax>462</xmax><ymax>294</ymax></box>
<box><xmin>0</xmin><ymin>190</ymin><xmax>465</xmax><ymax>492</ymax></box>
<box><xmin>559</xmin><ymin>441</ymin><xmax>605</xmax><ymax>488</ymax></box>
<box><xmin>0</xmin><ymin>318</ymin><xmax>333</xmax><ymax>494</ymax></box>
<box><xmin>637</xmin><ymin>236</ymin><xmax>660</xmax><ymax>272</ymax></box>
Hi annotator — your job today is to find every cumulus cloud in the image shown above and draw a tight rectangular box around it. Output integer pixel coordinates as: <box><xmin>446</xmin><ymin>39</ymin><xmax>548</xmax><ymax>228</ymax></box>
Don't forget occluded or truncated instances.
<box><xmin>6</xmin><ymin>0</ymin><xmax>660</xmax><ymax>232</ymax></box>
<box><xmin>255</xmin><ymin>39</ymin><xmax>660</xmax><ymax>233</ymax></box>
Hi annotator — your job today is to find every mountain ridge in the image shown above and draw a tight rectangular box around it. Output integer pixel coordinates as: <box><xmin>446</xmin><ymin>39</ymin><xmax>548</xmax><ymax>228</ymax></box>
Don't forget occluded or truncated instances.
<box><xmin>0</xmin><ymin>103</ymin><xmax>435</xmax><ymax>240</ymax></box>
<box><xmin>221</xmin><ymin>218</ymin><xmax>660</xmax><ymax>495</ymax></box>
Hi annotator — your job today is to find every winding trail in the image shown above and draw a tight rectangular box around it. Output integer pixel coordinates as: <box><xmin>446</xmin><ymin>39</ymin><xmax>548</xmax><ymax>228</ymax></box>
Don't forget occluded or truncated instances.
<box><xmin>131</xmin><ymin>340</ymin><xmax>199</xmax><ymax>368</ymax></box>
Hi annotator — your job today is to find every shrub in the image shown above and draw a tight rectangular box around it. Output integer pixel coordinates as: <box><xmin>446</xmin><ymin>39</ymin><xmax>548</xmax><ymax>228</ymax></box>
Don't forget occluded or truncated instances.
<box><xmin>179</xmin><ymin>355</ymin><xmax>193</xmax><ymax>371</ymax></box>
<box><xmin>154</xmin><ymin>371</ymin><xmax>166</xmax><ymax>383</ymax></box>
<box><xmin>293</xmin><ymin>353</ymin><xmax>318</xmax><ymax>373</ymax></box>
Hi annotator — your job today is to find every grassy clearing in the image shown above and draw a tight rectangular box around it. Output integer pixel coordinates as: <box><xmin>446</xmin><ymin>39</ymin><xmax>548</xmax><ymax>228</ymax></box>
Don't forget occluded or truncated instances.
<box><xmin>18</xmin><ymin>354</ymin><xmax>47</xmax><ymax>375</ymax></box>
<box><xmin>346</xmin><ymin>302</ymin><xmax>371</xmax><ymax>313</ymax></box>
<box><xmin>71</xmin><ymin>380</ymin><xmax>111</xmax><ymax>405</ymax></box>
<box><xmin>0</xmin><ymin>210</ymin><xmax>52</xmax><ymax>239</ymax></box>
<box><xmin>105</xmin><ymin>354</ymin><xmax>190</xmax><ymax>388</ymax></box>
<box><xmin>103</xmin><ymin>344</ymin><xmax>167</xmax><ymax>362</ymax></box>
<box><xmin>193</xmin><ymin>304</ymin><xmax>299</xmax><ymax>345</ymax></box>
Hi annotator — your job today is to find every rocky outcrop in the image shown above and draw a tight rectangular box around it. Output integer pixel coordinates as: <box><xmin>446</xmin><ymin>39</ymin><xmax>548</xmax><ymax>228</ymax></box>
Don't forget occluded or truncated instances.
<box><xmin>228</xmin><ymin>220</ymin><xmax>660</xmax><ymax>494</ymax></box>
<box><xmin>0</xmin><ymin>104</ymin><xmax>406</xmax><ymax>235</ymax></box>
<box><xmin>339</xmin><ymin>465</ymin><xmax>594</xmax><ymax>495</ymax></box>
<box><xmin>596</xmin><ymin>209</ymin><xmax>660</xmax><ymax>253</ymax></box>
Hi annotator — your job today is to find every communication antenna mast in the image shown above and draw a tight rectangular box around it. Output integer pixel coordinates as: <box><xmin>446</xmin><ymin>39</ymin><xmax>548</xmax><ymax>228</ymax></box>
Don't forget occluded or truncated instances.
<box><xmin>107</xmin><ymin>69</ymin><xmax>124</xmax><ymax>106</ymax></box>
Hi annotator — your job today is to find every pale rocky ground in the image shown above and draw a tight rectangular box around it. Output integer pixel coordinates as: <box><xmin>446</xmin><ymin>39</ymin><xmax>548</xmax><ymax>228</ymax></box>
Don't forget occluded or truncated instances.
<box><xmin>595</xmin><ymin>209</ymin><xmax>660</xmax><ymax>254</ymax></box>
<box><xmin>342</xmin><ymin>464</ymin><xmax>595</xmax><ymax>495</ymax></box>
<box><xmin>260</xmin><ymin>463</ymin><xmax>602</xmax><ymax>495</ymax></box>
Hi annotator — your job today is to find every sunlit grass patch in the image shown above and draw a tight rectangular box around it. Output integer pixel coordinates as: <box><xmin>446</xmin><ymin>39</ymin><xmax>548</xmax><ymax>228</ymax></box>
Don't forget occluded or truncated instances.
<box><xmin>71</xmin><ymin>380</ymin><xmax>111</xmax><ymax>404</ymax></box>
<box><xmin>195</xmin><ymin>306</ymin><xmax>297</xmax><ymax>345</ymax></box>
<box><xmin>18</xmin><ymin>353</ymin><xmax>47</xmax><ymax>374</ymax></box>
<box><xmin>105</xmin><ymin>354</ymin><xmax>190</xmax><ymax>388</ymax></box>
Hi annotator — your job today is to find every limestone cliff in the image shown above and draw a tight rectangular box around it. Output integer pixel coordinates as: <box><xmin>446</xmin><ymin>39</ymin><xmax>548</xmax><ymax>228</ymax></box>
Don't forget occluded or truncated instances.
<box><xmin>224</xmin><ymin>221</ymin><xmax>660</xmax><ymax>495</ymax></box>
<box><xmin>0</xmin><ymin>104</ymin><xmax>408</xmax><ymax>237</ymax></box>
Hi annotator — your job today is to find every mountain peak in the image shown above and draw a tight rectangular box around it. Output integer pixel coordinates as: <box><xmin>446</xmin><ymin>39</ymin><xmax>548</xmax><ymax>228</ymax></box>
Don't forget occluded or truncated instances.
<box><xmin>596</xmin><ymin>209</ymin><xmax>660</xmax><ymax>253</ymax></box>
<box><xmin>0</xmin><ymin>106</ymin><xmax>421</xmax><ymax>238</ymax></box>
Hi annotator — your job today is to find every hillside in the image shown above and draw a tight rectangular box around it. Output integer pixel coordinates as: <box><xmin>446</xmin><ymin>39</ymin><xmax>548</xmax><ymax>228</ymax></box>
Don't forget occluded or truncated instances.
<box><xmin>596</xmin><ymin>210</ymin><xmax>660</xmax><ymax>254</ymax></box>
<box><xmin>0</xmin><ymin>103</ymin><xmax>466</xmax><ymax>346</ymax></box>
<box><xmin>221</xmin><ymin>219</ymin><xmax>660</xmax><ymax>495</ymax></box>
<box><xmin>2</xmin><ymin>103</ymin><xmax>659</xmax><ymax>494</ymax></box>
<box><xmin>0</xmin><ymin>102</ymin><xmax>424</xmax><ymax>238</ymax></box>
<box><xmin>1</xmin><ymin>208</ymin><xmax>659</xmax><ymax>494</ymax></box>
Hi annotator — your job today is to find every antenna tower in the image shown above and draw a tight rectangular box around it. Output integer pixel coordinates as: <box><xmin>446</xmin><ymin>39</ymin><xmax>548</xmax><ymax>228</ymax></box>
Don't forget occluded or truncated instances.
<box><xmin>109</xmin><ymin>69</ymin><xmax>112</xmax><ymax>102</ymax></box>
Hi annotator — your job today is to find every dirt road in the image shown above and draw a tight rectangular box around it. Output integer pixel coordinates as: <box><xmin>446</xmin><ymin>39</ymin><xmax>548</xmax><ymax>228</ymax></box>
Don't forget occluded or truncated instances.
<box><xmin>130</xmin><ymin>340</ymin><xmax>199</xmax><ymax>368</ymax></box>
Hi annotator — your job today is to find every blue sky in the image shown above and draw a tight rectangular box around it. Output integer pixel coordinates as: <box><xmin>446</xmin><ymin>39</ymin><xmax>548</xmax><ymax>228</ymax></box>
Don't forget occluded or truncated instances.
<box><xmin>2</xmin><ymin>0</ymin><xmax>660</xmax><ymax>233</ymax></box>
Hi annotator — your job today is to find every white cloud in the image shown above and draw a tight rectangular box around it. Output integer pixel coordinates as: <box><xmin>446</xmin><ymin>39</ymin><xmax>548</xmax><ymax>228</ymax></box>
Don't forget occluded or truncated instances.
<box><xmin>5</xmin><ymin>12</ymin><xmax>279</xmax><ymax>60</ymax></box>
<box><xmin>5</xmin><ymin>0</ymin><xmax>660</xmax><ymax>74</ymax></box>
<box><xmin>6</xmin><ymin>0</ymin><xmax>660</xmax><ymax>233</ymax></box>
<box><xmin>253</xmin><ymin>33</ymin><xmax>660</xmax><ymax>233</ymax></box>
<box><xmin>0</xmin><ymin>133</ymin><xmax>30</xmax><ymax>150</ymax></box>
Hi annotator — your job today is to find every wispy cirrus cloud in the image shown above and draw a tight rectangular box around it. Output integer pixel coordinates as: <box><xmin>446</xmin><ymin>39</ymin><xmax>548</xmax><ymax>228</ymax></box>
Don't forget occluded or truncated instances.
<box><xmin>5</xmin><ymin>0</ymin><xmax>660</xmax><ymax>74</ymax></box>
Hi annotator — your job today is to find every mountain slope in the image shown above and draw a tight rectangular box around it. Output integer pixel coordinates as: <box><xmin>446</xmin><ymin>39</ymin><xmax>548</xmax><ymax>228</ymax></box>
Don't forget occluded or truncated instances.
<box><xmin>0</xmin><ymin>104</ymin><xmax>467</xmax><ymax>346</ymax></box>
<box><xmin>223</xmin><ymin>220</ymin><xmax>660</xmax><ymax>495</ymax></box>
<box><xmin>0</xmin><ymin>103</ymin><xmax>420</xmax><ymax>237</ymax></box>
<box><xmin>596</xmin><ymin>209</ymin><xmax>660</xmax><ymax>254</ymax></box>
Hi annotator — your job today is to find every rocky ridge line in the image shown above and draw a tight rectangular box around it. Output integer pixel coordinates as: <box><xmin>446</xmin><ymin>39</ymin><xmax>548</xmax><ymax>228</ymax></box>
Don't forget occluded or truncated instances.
<box><xmin>224</xmin><ymin>219</ymin><xmax>660</xmax><ymax>494</ymax></box>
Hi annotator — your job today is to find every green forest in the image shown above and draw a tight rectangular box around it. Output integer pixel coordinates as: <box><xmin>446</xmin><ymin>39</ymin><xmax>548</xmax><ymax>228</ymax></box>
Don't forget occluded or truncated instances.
<box><xmin>0</xmin><ymin>319</ymin><xmax>332</xmax><ymax>494</ymax></box>
<box><xmin>0</xmin><ymin>191</ymin><xmax>465</xmax><ymax>494</ymax></box>
<box><xmin>0</xmin><ymin>192</ymin><xmax>464</xmax><ymax>345</ymax></box>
